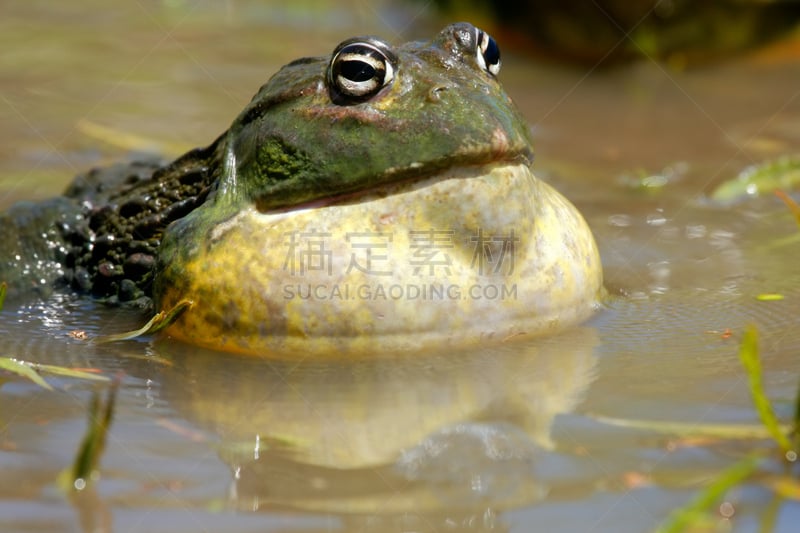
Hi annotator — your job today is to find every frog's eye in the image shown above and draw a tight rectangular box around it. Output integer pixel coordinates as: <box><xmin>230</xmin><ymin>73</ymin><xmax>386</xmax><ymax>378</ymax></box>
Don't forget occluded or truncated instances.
<box><xmin>328</xmin><ymin>38</ymin><xmax>397</xmax><ymax>104</ymax></box>
<box><xmin>475</xmin><ymin>29</ymin><xmax>501</xmax><ymax>76</ymax></box>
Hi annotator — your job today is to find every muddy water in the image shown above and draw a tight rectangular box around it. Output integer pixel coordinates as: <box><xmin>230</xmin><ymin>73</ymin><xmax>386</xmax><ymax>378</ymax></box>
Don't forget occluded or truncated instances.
<box><xmin>1</xmin><ymin>1</ymin><xmax>800</xmax><ymax>532</ymax></box>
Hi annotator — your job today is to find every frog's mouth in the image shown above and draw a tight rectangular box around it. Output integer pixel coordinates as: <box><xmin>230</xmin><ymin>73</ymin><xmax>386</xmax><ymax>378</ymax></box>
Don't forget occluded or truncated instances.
<box><xmin>254</xmin><ymin>150</ymin><xmax>533</xmax><ymax>215</ymax></box>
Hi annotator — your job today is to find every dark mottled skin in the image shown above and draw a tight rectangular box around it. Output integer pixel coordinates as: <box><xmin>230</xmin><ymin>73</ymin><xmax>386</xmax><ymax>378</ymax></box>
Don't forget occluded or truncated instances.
<box><xmin>0</xmin><ymin>140</ymin><xmax>222</xmax><ymax>307</ymax></box>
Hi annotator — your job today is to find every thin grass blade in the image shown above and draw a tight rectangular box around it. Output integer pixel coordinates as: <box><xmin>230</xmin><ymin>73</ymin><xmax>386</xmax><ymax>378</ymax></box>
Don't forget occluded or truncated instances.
<box><xmin>93</xmin><ymin>299</ymin><xmax>192</xmax><ymax>343</ymax></box>
<box><xmin>32</xmin><ymin>363</ymin><xmax>109</xmax><ymax>382</ymax></box>
<box><xmin>61</xmin><ymin>381</ymin><xmax>118</xmax><ymax>492</ymax></box>
<box><xmin>738</xmin><ymin>325</ymin><xmax>793</xmax><ymax>455</ymax></box>
<box><xmin>656</xmin><ymin>454</ymin><xmax>761</xmax><ymax>533</ymax></box>
<box><xmin>0</xmin><ymin>357</ymin><xmax>53</xmax><ymax>391</ymax></box>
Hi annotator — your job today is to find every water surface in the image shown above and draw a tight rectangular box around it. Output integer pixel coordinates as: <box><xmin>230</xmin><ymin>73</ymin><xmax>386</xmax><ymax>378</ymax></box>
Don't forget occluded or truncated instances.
<box><xmin>2</xmin><ymin>1</ymin><xmax>799</xmax><ymax>532</ymax></box>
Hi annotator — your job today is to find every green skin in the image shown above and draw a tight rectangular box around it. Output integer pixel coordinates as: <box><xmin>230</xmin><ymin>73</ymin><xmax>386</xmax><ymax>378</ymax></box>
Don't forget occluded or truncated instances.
<box><xmin>0</xmin><ymin>23</ymin><xmax>534</xmax><ymax>310</ymax></box>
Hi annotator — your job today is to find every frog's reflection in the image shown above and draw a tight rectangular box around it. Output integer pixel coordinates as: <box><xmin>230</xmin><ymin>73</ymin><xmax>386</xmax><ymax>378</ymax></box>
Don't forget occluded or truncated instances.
<box><xmin>154</xmin><ymin>327</ymin><xmax>598</xmax><ymax>524</ymax></box>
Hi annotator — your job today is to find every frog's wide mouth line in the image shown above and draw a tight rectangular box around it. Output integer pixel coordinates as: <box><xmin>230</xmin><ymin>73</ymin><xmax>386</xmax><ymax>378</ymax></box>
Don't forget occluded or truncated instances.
<box><xmin>256</xmin><ymin>161</ymin><xmax>531</xmax><ymax>215</ymax></box>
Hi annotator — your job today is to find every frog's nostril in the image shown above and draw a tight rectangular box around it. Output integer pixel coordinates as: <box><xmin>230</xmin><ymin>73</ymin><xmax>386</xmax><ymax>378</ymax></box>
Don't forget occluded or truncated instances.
<box><xmin>427</xmin><ymin>84</ymin><xmax>449</xmax><ymax>102</ymax></box>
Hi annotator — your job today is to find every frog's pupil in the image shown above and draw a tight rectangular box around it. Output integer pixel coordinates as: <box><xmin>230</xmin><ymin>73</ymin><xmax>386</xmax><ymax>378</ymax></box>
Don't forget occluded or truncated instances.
<box><xmin>483</xmin><ymin>37</ymin><xmax>500</xmax><ymax>68</ymax></box>
<box><xmin>475</xmin><ymin>29</ymin><xmax>501</xmax><ymax>76</ymax></box>
<box><xmin>341</xmin><ymin>60</ymin><xmax>376</xmax><ymax>82</ymax></box>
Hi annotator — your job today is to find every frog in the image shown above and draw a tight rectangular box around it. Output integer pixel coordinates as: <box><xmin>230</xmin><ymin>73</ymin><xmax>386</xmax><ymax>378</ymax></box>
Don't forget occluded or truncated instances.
<box><xmin>0</xmin><ymin>23</ymin><xmax>604</xmax><ymax>357</ymax></box>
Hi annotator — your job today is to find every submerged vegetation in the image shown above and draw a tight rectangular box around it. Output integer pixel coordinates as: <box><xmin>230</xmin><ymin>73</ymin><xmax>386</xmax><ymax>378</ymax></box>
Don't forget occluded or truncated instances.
<box><xmin>656</xmin><ymin>326</ymin><xmax>799</xmax><ymax>533</ymax></box>
<box><xmin>0</xmin><ymin>357</ymin><xmax>108</xmax><ymax>390</ymax></box>
<box><xmin>58</xmin><ymin>381</ymin><xmax>119</xmax><ymax>493</ymax></box>
<box><xmin>711</xmin><ymin>156</ymin><xmax>800</xmax><ymax>203</ymax></box>
<box><xmin>738</xmin><ymin>326</ymin><xmax>793</xmax><ymax>457</ymax></box>
<box><xmin>92</xmin><ymin>298</ymin><xmax>192</xmax><ymax>343</ymax></box>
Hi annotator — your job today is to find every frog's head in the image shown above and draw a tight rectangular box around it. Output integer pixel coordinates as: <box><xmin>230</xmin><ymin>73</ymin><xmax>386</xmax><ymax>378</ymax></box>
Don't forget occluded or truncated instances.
<box><xmin>217</xmin><ymin>22</ymin><xmax>533</xmax><ymax>210</ymax></box>
<box><xmin>156</xmin><ymin>23</ymin><xmax>603</xmax><ymax>357</ymax></box>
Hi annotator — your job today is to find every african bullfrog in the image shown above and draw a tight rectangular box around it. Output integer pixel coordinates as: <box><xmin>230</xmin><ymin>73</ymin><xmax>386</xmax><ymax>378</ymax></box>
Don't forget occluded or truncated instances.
<box><xmin>0</xmin><ymin>23</ymin><xmax>603</xmax><ymax>356</ymax></box>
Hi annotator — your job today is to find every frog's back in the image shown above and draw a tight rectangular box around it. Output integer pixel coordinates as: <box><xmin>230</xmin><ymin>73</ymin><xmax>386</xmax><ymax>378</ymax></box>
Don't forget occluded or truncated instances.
<box><xmin>0</xmin><ymin>152</ymin><xmax>215</xmax><ymax>306</ymax></box>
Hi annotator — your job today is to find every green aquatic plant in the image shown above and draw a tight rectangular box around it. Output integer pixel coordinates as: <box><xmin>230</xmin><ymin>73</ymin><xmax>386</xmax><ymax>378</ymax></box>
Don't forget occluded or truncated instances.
<box><xmin>795</xmin><ymin>374</ymin><xmax>800</xmax><ymax>459</ymax></box>
<box><xmin>93</xmin><ymin>298</ymin><xmax>192</xmax><ymax>343</ymax></box>
<box><xmin>656</xmin><ymin>455</ymin><xmax>762</xmax><ymax>533</ymax></box>
<box><xmin>0</xmin><ymin>357</ymin><xmax>53</xmax><ymax>390</ymax></box>
<box><xmin>711</xmin><ymin>155</ymin><xmax>800</xmax><ymax>203</ymax></box>
<box><xmin>0</xmin><ymin>357</ymin><xmax>109</xmax><ymax>390</ymax></box>
<box><xmin>738</xmin><ymin>326</ymin><xmax>794</xmax><ymax>456</ymax></box>
<box><xmin>617</xmin><ymin>163</ymin><xmax>686</xmax><ymax>194</ymax></box>
<box><xmin>592</xmin><ymin>414</ymin><xmax>790</xmax><ymax>440</ymax></box>
<box><xmin>59</xmin><ymin>381</ymin><xmax>118</xmax><ymax>492</ymax></box>
<box><xmin>756</xmin><ymin>293</ymin><xmax>785</xmax><ymax>301</ymax></box>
